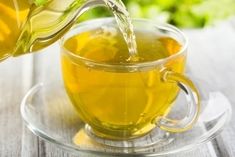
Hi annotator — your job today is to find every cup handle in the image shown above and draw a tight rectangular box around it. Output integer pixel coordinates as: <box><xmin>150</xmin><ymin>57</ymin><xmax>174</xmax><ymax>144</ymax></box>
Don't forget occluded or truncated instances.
<box><xmin>158</xmin><ymin>69</ymin><xmax>201</xmax><ymax>132</ymax></box>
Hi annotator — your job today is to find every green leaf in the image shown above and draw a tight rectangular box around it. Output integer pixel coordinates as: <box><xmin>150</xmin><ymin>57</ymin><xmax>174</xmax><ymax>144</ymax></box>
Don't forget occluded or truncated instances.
<box><xmin>78</xmin><ymin>0</ymin><xmax>235</xmax><ymax>28</ymax></box>
<box><xmin>34</xmin><ymin>0</ymin><xmax>50</xmax><ymax>6</ymax></box>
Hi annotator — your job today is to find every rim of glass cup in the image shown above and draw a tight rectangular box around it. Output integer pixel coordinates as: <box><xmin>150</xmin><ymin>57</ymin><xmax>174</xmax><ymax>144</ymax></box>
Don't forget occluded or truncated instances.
<box><xmin>60</xmin><ymin>17</ymin><xmax>188</xmax><ymax>70</ymax></box>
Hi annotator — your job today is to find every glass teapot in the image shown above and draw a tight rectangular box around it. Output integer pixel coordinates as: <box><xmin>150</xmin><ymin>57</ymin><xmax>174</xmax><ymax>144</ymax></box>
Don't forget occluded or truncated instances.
<box><xmin>0</xmin><ymin>0</ymin><xmax>122</xmax><ymax>61</ymax></box>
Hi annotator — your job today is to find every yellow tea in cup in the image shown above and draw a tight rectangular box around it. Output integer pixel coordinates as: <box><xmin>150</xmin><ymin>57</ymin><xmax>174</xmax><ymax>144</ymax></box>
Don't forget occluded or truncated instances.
<box><xmin>61</xmin><ymin>18</ymin><xmax>200</xmax><ymax>141</ymax></box>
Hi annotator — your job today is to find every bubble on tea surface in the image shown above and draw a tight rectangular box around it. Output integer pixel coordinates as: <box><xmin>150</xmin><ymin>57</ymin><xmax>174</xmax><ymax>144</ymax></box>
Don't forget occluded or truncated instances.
<box><xmin>100</xmin><ymin>26</ymin><xmax>117</xmax><ymax>37</ymax></box>
<box><xmin>140</xmin><ymin>113</ymin><xmax>146</xmax><ymax>117</ymax></box>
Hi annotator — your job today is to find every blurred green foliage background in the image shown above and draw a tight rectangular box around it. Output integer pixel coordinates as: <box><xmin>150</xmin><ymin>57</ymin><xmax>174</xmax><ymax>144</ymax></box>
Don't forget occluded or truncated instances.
<box><xmin>80</xmin><ymin>0</ymin><xmax>235</xmax><ymax>28</ymax></box>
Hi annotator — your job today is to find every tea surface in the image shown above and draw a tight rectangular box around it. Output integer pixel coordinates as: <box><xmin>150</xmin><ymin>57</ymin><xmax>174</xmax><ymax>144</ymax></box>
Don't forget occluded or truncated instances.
<box><xmin>64</xmin><ymin>27</ymin><xmax>181</xmax><ymax>63</ymax></box>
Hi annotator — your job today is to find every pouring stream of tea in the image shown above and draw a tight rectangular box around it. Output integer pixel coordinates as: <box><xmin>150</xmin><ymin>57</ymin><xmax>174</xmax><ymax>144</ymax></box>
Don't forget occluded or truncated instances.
<box><xmin>104</xmin><ymin>0</ymin><xmax>138</xmax><ymax>61</ymax></box>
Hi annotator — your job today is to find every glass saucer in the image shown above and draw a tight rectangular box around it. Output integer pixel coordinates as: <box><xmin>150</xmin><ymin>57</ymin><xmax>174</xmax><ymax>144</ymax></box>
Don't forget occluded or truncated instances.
<box><xmin>21</xmin><ymin>81</ymin><xmax>232</xmax><ymax>156</ymax></box>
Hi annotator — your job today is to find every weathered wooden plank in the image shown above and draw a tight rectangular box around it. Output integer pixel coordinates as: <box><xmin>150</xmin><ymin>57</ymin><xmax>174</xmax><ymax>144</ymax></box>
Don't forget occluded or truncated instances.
<box><xmin>30</xmin><ymin>44</ymin><xmax>79</xmax><ymax>157</ymax></box>
<box><xmin>184</xmin><ymin>19</ymin><xmax>235</xmax><ymax>157</ymax></box>
<box><xmin>219</xmin><ymin>17</ymin><xmax>235</xmax><ymax>157</ymax></box>
<box><xmin>230</xmin><ymin>16</ymin><xmax>235</xmax><ymax>28</ymax></box>
<box><xmin>21</xmin><ymin>126</ymin><xmax>39</xmax><ymax>157</ymax></box>
<box><xmin>0</xmin><ymin>55</ymin><xmax>33</xmax><ymax>157</ymax></box>
<box><xmin>20</xmin><ymin>55</ymin><xmax>40</xmax><ymax>157</ymax></box>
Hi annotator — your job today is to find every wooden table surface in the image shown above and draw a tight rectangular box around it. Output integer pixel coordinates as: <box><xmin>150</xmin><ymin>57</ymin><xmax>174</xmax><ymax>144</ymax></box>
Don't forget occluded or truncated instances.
<box><xmin>0</xmin><ymin>19</ymin><xmax>235</xmax><ymax>157</ymax></box>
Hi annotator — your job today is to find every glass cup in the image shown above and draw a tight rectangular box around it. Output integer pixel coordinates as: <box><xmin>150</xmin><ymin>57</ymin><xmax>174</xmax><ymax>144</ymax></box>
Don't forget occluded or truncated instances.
<box><xmin>60</xmin><ymin>18</ymin><xmax>200</xmax><ymax>147</ymax></box>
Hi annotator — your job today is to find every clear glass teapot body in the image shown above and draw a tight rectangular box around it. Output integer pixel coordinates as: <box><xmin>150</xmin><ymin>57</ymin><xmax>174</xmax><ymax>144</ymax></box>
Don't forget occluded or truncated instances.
<box><xmin>0</xmin><ymin>0</ymin><xmax>104</xmax><ymax>61</ymax></box>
